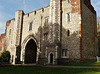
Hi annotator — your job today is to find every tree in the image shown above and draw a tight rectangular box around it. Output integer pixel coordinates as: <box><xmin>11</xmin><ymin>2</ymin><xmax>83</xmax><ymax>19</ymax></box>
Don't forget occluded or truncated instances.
<box><xmin>0</xmin><ymin>56</ymin><xmax>2</xmax><ymax>63</ymax></box>
<box><xmin>1</xmin><ymin>51</ymin><xmax>11</xmax><ymax>63</ymax></box>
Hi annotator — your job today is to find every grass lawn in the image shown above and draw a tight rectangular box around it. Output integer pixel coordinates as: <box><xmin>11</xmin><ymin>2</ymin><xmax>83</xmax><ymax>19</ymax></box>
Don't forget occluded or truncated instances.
<box><xmin>0</xmin><ymin>66</ymin><xmax>100</xmax><ymax>74</ymax></box>
<box><xmin>62</xmin><ymin>62</ymin><xmax>100</xmax><ymax>66</ymax></box>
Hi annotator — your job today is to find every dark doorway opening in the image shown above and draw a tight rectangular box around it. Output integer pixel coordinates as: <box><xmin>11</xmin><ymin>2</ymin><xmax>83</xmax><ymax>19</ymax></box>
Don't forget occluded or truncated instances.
<box><xmin>15</xmin><ymin>46</ymin><xmax>21</xmax><ymax>64</ymax></box>
<box><xmin>50</xmin><ymin>53</ymin><xmax>53</xmax><ymax>64</ymax></box>
<box><xmin>25</xmin><ymin>39</ymin><xmax>37</xmax><ymax>64</ymax></box>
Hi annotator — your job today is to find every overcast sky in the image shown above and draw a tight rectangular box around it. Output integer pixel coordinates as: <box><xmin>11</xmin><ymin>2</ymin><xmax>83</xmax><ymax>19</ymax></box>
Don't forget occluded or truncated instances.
<box><xmin>0</xmin><ymin>0</ymin><xmax>100</xmax><ymax>34</ymax></box>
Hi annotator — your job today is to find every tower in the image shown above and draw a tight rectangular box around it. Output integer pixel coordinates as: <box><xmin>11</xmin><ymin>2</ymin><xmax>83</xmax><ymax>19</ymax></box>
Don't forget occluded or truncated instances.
<box><xmin>49</xmin><ymin>0</ymin><xmax>62</xmax><ymax>44</ymax></box>
<box><xmin>14</xmin><ymin>10</ymin><xmax>24</xmax><ymax>46</ymax></box>
<box><xmin>14</xmin><ymin>10</ymin><xmax>24</xmax><ymax>64</ymax></box>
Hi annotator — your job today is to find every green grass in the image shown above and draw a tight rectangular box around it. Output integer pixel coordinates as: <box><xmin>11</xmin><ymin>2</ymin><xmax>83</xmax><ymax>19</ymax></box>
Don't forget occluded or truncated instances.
<box><xmin>0</xmin><ymin>66</ymin><xmax>100</xmax><ymax>74</ymax></box>
<box><xmin>63</xmin><ymin>62</ymin><xmax>100</xmax><ymax>66</ymax></box>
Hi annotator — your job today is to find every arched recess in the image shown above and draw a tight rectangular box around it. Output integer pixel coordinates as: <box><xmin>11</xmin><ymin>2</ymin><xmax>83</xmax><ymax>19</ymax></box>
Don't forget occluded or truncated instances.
<box><xmin>48</xmin><ymin>52</ymin><xmax>54</xmax><ymax>64</ymax></box>
<box><xmin>50</xmin><ymin>53</ymin><xmax>53</xmax><ymax>64</ymax></box>
<box><xmin>21</xmin><ymin>35</ymin><xmax>39</xmax><ymax>64</ymax></box>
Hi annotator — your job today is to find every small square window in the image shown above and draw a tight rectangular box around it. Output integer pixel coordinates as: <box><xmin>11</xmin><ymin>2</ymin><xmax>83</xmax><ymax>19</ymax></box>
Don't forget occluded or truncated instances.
<box><xmin>62</xmin><ymin>49</ymin><xmax>65</xmax><ymax>56</ymax></box>
<box><xmin>62</xmin><ymin>49</ymin><xmax>68</xmax><ymax>56</ymax></box>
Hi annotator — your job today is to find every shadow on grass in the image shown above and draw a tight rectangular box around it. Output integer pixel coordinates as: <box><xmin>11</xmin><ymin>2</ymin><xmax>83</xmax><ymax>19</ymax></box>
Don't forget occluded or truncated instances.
<box><xmin>0</xmin><ymin>66</ymin><xmax>100</xmax><ymax>74</ymax></box>
<box><xmin>61</xmin><ymin>62</ymin><xmax>100</xmax><ymax>67</ymax></box>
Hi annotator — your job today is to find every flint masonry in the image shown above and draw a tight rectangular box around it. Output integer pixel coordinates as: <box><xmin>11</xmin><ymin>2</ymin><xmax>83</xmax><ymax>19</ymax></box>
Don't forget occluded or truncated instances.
<box><xmin>4</xmin><ymin>0</ymin><xmax>99</xmax><ymax>64</ymax></box>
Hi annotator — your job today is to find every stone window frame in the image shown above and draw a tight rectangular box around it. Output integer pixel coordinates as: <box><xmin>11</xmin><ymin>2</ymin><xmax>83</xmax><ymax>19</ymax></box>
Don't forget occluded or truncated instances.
<box><xmin>28</xmin><ymin>21</ymin><xmax>33</xmax><ymax>31</ymax></box>
<box><xmin>66</xmin><ymin>13</ymin><xmax>71</xmax><ymax>22</ymax></box>
<box><xmin>44</xmin><ymin>33</ymin><xmax>48</xmax><ymax>40</ymax></box>
<box><xmin>9</xmin><ymin>29</ymin><xmax>12</xmax><ymax>36</ymax></box>
<box><xmin>62</xmin><ymin>49</ymin><xmax>69</xmax><ymax>58</ymax></box>
<box><xmin>44</xmin><ymin>17</ymin><xmax>49</xmax><ymax>27</ymax></box>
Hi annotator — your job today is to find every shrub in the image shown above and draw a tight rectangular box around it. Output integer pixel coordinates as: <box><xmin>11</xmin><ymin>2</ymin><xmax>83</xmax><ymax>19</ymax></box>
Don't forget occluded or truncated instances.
<box><xmin>0</xmin><ymin>56</ymin><xmax>2</xmax><ymax>63</ymax></box>
<box><xmin>1</xmin><ymin>51</ymin><xmax>11</xmax><ymax>63</ymax></box>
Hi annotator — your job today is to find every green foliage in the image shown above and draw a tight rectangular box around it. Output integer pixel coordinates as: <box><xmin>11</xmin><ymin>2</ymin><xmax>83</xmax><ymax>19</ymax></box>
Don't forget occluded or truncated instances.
<box><xmin>0</xmin><ymin>66</ymin><xmax>100</xmax><ymax>74</ymax></box>
<box><xmin>61</xmin><ymin>62</ymin><xmax>100</xmax><ymax>66</ymax></box>
<box><xmin>0</xmin><ymin>56</ymin><xmax>2</xmax><ymax>63</ymax></box>
<box><xmin>1</xmin><ymin>51</ymin><xmax>11</xmax><ymax>63</ymax></box>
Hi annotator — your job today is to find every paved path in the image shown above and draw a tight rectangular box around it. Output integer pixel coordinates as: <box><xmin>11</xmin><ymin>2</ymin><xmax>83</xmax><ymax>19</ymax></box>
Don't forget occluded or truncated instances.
<box><xmin>44</xmin><ymin>65</ymin><xmax>100</xmax><ymax>69</ymax></box>
<box><xmin>14</xmin><ymin>64</ymin><xmax>100</xmax><ymax>69</ymax></box>
<box><xmin>1</xmin><ymin>64</ymin><xmax>100</xmax><ymax>69</ymax></box>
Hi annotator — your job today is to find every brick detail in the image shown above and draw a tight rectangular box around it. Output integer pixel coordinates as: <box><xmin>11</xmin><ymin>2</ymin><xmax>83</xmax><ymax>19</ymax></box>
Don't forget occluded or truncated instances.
<box><xmin>71</xmin><ymin>0</ymin><xmax>81</xmax><ymax>14</ymax></box>
<box><xmin>0</xmin><ymin>33</ymin><xmax>5</xmax><ymax>55</ymax></box>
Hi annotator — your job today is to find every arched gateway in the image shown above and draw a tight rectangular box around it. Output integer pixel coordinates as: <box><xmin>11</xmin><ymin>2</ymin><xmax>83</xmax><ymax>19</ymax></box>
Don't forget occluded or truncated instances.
<box><xmin>25</xmin><ymin>39</ymin><xmax>37</xmax><ymax>64</ymax></box>
<box><xmin>21</xmin><ymin>35</ymin><xmax>39</xmax><ymax>64</ymax></box>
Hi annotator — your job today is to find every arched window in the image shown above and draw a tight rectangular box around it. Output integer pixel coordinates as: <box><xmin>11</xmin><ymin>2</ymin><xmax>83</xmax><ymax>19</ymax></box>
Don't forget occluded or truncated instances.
<box><xmin>67</xmin><ymin>30</ymin><xmax>70</xmax><ymax>36</ymax></box>
<box><xmin>29</xmin><ymin>22</ymin><xmax>33</xmax><ymax>31</ymax></box>
<box><xmin>45</xmin><ymin>17</ymin><xmax>48</xmax><ymax>27</ymax></box>
<box><xmin>9</xmin><ymin>29</ymin><xmax>11</xmax><ymax>35</ymax></box>
<box><xmin>68</xmin><ymin>14</ymin><xmax>70</xmax><ymax>21</ymax></box>
<box><xmin>66</xmin><ymin>13</ymin><xmax>71</xmax><ymax>22</ymax></box>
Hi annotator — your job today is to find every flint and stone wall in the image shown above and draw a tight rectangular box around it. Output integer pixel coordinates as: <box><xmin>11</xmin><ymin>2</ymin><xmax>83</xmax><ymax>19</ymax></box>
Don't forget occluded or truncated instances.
<box><xmin>4</xmin><ymin>0</ymin><xmax>98</xmax><ymax>64</ymax></box>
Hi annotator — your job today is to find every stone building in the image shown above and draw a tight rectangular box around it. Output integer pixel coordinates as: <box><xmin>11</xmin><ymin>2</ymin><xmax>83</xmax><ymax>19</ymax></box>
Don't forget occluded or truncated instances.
<box><xmin>4</xmin><ymin>0</ymin><xmax>98</xmax><ymax>64</ymax></box>
<box><xmin>97</xmin><ymin>23</ymin><xmax>100</xmax><ymax>56</ymax></box>
<box><xmin>0</xmin><ymin>33</ymin><xmax>5</xmax><ymax>55</ymax></box>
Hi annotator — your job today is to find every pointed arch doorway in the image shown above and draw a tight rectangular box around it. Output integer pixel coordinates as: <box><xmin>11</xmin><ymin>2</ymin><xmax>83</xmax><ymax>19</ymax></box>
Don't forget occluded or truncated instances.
<box><xmin>25</xmin><ymin>39</ymin><xmax>37</xmax><ymax>64</ymax></box>
<box><xmin>50</xmin><ymin>53</ymin><xmax>53</xmax><ymax>64</ymax></box>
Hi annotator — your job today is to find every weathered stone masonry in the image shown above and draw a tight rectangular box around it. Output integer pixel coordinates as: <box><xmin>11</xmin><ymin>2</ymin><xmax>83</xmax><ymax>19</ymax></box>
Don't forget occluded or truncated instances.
<box><xmin>0</xmin><ymin>33</ymin><xmax>5</xmax><ymax>55</ymax></box>
<box><xmin>4</xmin><ymin>0</ymin><xmax>99</xmax><ymax>64</ymax></box>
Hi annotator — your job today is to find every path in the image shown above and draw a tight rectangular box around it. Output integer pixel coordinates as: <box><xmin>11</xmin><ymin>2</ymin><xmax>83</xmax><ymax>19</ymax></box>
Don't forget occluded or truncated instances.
<box><xmin>1</xmin><ymin>64</ymin><xmax>100</xmax><ymax>69</ymax></box>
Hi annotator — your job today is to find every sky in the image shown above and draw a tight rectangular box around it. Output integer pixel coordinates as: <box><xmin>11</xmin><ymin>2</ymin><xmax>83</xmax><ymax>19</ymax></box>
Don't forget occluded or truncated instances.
<box><xmin>0</xmin><ymin>0</ymin><xmax>100</xmax><ymax>34</ymax></box>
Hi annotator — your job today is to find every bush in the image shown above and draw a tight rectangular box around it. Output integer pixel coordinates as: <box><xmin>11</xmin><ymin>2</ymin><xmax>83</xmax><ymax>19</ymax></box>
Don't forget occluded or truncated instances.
<box><xmin>1</xmin><ymin>51</ymin><xmax>11</xmax><ymax>63</ymax></box>
<box><xmin>0</xmin><ymin>56</ymin><xmax>2</xmax><ymax>63</ymax></box>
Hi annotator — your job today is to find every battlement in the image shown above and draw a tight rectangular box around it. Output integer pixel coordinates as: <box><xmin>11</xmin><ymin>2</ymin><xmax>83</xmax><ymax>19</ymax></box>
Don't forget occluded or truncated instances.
<box><xmin>24</xmin><ymin>5</ymin><xmax>50</xmax><ymax>17</ymax></box>
<box><xmin>6</xmin><ymin>20</ymin><xmax>10</xmax><ymax>27</ymax></box>
<box><xmin>6</xmin><ymin>18</ymin><xmax>15</xmax><ymax>27</ymax></box>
